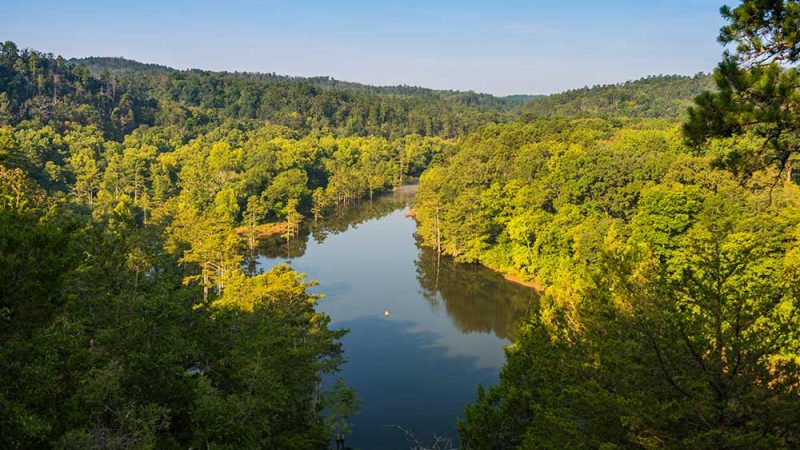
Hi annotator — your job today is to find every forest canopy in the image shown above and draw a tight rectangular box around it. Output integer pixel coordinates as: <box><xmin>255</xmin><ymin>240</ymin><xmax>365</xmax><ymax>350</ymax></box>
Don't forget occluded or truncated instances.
<box><xmin>416</xmin><ymin>1</ymin><xmax>800</xmax><ymax>448</ymax></box>
<box><xmin>2</xmin><ymin>0</ymin><xmax>799</xmax><ymax>446</ymax></box>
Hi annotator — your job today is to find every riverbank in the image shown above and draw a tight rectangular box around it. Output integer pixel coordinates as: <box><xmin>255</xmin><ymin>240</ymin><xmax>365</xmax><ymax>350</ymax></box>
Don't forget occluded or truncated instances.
<box><xmin>404</xmin><ymin>209</ymin><xmax>544</xmax><ymax>293</ymax></box>
<box><xmin>482</xmin><ymin>262</ymin><xmax>545</xmax><ymax>292</ymax></box>
<box><xmin>234</xmin><ymin>222</ymin><xmax>288</xmax><ymax>239</ymax></box>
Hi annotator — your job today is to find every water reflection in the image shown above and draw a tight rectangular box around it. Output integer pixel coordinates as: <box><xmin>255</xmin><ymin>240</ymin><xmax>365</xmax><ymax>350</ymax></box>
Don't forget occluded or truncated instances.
<box><xmin>415</xmin><ymin>246</ymin><xmax>536</xmax><ymax>341</ymax></box>
<box><xmin>249</xmin><ymin>185</ymin><xmax>416</xmax><ymax>265</ymax></box>
<box><xmin>254</xmin><ymin>186</ymin><xmax>537</xmax><ymax>448</ymax></box>
<box><xmin>333</xmin><ymin>317</ymin><xmax>500</xmax><ymax>450</ymax></box>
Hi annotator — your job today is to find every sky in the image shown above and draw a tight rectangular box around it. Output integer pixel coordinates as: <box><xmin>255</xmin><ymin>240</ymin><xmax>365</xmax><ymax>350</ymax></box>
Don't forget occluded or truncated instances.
<box><xmin>2</xmin><ymin>0</ymin><xmax>729</xmax><ymax>96</ymax></box>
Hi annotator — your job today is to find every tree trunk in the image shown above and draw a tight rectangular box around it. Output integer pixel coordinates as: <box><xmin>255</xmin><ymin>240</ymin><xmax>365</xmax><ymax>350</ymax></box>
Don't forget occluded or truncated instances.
<box><xmin>435</xmin><ymin>206</ymin><xmax>442</xmax><ymax>255</ymax></box>
<box><xmin>203</xmin><ymin>271</ymin><xmax>209</xmax><ymax>303</ymax></box>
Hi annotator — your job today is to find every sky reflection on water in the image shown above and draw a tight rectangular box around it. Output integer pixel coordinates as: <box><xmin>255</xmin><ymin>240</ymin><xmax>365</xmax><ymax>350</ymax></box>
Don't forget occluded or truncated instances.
<box><xmin>256</xmin><ymin>188</ymin><xmax>537</xmax><ymax>449</ymax></box>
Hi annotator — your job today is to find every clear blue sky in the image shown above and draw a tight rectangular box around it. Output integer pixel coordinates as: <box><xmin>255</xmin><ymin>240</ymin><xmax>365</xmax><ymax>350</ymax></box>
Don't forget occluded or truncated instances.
<box><xmin>2</xmin><ymin>0</ymin><xmax>729</xmax><ymax>96</ymax></box>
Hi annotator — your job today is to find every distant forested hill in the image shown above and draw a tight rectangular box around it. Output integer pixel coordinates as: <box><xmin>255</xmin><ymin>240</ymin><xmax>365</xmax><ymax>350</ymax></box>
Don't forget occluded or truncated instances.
<box><xmin>77</xmin><ymin>53</ymin><xmax>707</xmax><ymax>121</ymax></box>
<box><xmin>521</xmin><ymin>74</ymin><xmax>714</xmax><ymax>119</ymax></box>
<box><xmin>0</xmin><ymin>47</ymin><xmax>513</xmax><ymax>140</ymax></box>
<box><xmin>4</xmin><ymin>42</ymin><xmax>713</xmax><ymax>146</ymax></box>
<box><xmin>70</xmin><ymin>56</ymin><xmax>532</xmax><ymax>110</ymax></box>
<box><xmin>69</xmin><ymin>56</ymin><xmax>175</xmax><ymax>75</ymax></box>
<box><xmin>24</xmin><ymin>52</ymin><xmax>709</xmax><ymax>143</ymax></box>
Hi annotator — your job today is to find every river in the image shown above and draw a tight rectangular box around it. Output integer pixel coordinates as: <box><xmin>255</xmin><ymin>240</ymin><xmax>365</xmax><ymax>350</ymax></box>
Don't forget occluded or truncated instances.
<box><xmin>254</xmin><ymin>185</ymin><xmax>538</xmax><ymax>449</ymax></box>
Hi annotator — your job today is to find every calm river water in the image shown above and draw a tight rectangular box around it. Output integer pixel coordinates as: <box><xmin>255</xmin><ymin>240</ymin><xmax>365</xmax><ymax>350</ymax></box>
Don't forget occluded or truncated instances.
<box><xmin>254</xmin><ymin>185</ymin><xmax>537</xmax><ymax>449</ymax></box>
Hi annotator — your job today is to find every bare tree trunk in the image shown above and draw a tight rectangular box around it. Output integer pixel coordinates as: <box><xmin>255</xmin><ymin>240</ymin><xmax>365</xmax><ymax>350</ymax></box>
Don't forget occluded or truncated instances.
<box><xmin>203</xmin><ymin>271</ymin><xmax>209</xmax><ymax>303</ymax></box>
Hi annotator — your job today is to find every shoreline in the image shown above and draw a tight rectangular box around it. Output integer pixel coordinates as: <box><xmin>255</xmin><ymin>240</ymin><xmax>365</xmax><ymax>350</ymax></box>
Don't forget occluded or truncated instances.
<box><xmin>234</xmin><ymin>222</ymin><xmax>288</xmax><ymax>239</ymax></box>
<box><xmin>404</xmin><ymin>212</ymin><xmax>545</xmax><ymax>293</ymax></box>
<box><xmin>483</xmin><ymin>262</ymin><xmax>546</xmax><ymax>292</ymax></box>
<box><xmin>499</xmin><ymin>271</ymin><xmax>545</xmax><ymax>292</ymax></box>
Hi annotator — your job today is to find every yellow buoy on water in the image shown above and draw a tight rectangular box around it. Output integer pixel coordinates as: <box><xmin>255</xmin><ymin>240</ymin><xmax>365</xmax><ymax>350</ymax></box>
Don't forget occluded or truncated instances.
<box><xmin>384</xmin><ymin>310</ymin><xmax>391</xmax><ymax>318</ymax></box>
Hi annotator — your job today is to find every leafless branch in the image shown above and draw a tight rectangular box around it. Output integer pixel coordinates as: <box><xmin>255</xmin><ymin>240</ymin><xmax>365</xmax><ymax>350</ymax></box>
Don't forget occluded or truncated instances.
<box><xmin>388</xmin><ymin>425</ymin><xmax>457</xmax><ymax>450</ymax></box>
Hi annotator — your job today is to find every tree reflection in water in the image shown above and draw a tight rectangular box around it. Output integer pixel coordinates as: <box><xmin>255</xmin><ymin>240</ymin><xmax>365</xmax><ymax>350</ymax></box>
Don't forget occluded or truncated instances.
<box><xmin>414</xmin><ymin>245</ymin><xmax>537</xmax><ymax>341</ymax></box>
<box><xmin>251</xmin><ymin>184</ymin><xmax>536</xmax><ymax>341</ymax></box>
<box><xmin>250</xmin><ymin>185</ymin><xmax>538</xmax><ymax>448</ymax></box>
<box><xmin>248</xmin><ymin>185</ymin><xmax>417</xmax><ymax>270</ymax></box>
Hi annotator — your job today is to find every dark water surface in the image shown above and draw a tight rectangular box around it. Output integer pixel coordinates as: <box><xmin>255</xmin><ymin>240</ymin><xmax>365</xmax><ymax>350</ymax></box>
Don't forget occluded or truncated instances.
<box><xmin>255</xmin><ymin>186</ymin><xmax>537</xmax><ymax>449</ymax></box>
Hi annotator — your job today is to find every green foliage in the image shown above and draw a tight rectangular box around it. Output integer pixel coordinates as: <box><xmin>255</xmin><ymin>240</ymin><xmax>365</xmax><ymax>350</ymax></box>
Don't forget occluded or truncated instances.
<box><xmin>686</xmin><ymin>1</ymin><xmax>800</xmax><ymax>177</ymax></box>
<box><xmin>450</xmin><ymin>2</ymin><xmax>800</xmax><ymax>447</ymax></box>
<box><xmin>2</xmin><ymin>40</ymin><xmax>717</xmax><ymax>142</ymax></box>
<box><xmin>190</xmin><ymin>266</ymin><xmax>346</xmax><ymax>449</ymax></box>
<box><xmin>685</xmin><ymin>57</ymin><xmax>800</xmax><ymax>176</ymax></box>
<box><xmin>5</xmin><ymin>12</ymin><xmax>800</xmax><ymax>447</ymax></box>
<box><xmin>719</xmin><ymin>0</ymin><xmax>800</xmax><ymax>65</ymax></box>
<box><xmin>0</xmin><ymin>40</ymin><xmax>461</xmax><ymax>448</ymax></box>
<box><xmin>521</xmin><ymin>74</ymin><xmax>713</xmax><ymax>119</ymax></box>
<box><xmin>1</xmin><ymin>43</ymin><xmax>394</xmax><ymax>449</ymax></box>
<box><xmin>415</xmin><ymin>119</ymin><xmax>678</xmax><ymax>277</ymax></box>
<box><xmin>0</xmin><ymin>169</ymin><xmax>349</xmax><ymax>448</ymax></box>
<box><xmin>323</xmin><ymin>379</ymin><xmax>361</xmax><ymax>438</ymax></box>
<box><xmin>440</xmin><ymin>118</ymin><xmax>800</xmax><ymax>447</ymax></box>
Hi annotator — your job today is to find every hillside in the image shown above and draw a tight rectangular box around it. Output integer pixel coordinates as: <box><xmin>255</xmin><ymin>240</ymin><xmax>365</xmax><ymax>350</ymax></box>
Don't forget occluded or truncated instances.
<box><xmin>58</xmin><ymin>54</ymin><xmax>712</xmax><ymax>138</ymax></box>
<box><xmin>71</xmin><ymin>57</ymin><xmax>707</xmax><ymax>118</ymax></box>
<box><xmin>521</xmin><ymin>73</ymin><xmax>713</xmax><ymax>119</ymax></box>
<box><xmin>70</xmin><ymin>56</ymin><xmax>531</xmax><ymax>112</ymax></box>
<box><xmin>68</xmin><ymin>56</ymin><xmax>175</xmax><ymax>75</ymax></box>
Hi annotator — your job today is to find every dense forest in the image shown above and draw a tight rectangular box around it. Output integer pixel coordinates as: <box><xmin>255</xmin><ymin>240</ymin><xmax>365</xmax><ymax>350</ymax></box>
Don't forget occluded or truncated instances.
<box><xmin>520</xmin><ymin>74</ymin><xmax>714</xmax><ymax>119</ymax></box>
<box><xmin>3</xmin><ymin>0</ymin><xmax>800</xmax><ymax>448</ymax></box>
<box><xmin>413</xmin><ymin>1</ymin><xmax>800</xmax><ymax>448</ymax></box>
<box><xmin>0</xmin><ymin>41</ymin><xmax>452</xmax><ymax>448</ymax></box>
<box><xmin>1</xmin><ymin>44</ymin><xmax>515</xmax><ymax>141</ymax></box>
<box><xmin>73</xmin><ymin>56</ymin><xmax>538</xmax><ymax>111</ymax></box>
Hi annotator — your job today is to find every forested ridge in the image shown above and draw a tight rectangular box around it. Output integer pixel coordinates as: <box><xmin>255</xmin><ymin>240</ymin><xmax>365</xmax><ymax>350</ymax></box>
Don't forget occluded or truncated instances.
<box><xmin>71</xmin><ymin>56</ymin><xmax>539</xmax><ymax>111</ymax></box>
<box><xmin>3</xmin><ymin>0</ymin><xmax>800</xmax><ymax>448</ymax></box>
<box><xmin>520</xmin><ymin>73</ymin><xmax>714</xmax><ymax>119</ymax></box>
<box><xmin>2</xmin><ymin>46</ymin><xmax>514</xmax><ymax>141</ymax></box>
